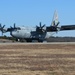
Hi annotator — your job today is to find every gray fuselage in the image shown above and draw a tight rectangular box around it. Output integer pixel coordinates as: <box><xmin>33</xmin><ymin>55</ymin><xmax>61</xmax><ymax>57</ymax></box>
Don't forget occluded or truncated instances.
<box><xmin>10</xmin><ymin>27</ymin><xmax>55</xmax><ymax>41</ymax></box>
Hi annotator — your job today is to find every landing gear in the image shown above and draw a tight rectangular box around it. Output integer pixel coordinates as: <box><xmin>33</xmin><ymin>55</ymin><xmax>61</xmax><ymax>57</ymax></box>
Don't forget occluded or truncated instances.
<box><xmin>38</xmin><ymin>39</ymin><xmax>43</xmax><ymax>42</ymax></box>
<box><xmin>16</xmin><ymin>39</ymin><xmax>26</xmax><ymax>42</ymax></box>
<box><xmin>16</xmin><ymin>38</ymin><xmax>20</xmax><ymax>41</ymax></box>
<box><xmin>15</xmin><ymin>38</ymin><xmax>44</xmax><ymax>43</ymax></box>
<box><xmin>26</xmin><ymin>39</ymin><xmax>32</xmax><ymax>42</ymax></box>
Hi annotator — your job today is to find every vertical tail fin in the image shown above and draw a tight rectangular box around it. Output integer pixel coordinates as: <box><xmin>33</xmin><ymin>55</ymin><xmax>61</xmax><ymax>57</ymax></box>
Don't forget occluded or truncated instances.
<box><xmin>51</xmin><ymin>10</ymin><xmax>59</xmax><ymax>26</ymax></box>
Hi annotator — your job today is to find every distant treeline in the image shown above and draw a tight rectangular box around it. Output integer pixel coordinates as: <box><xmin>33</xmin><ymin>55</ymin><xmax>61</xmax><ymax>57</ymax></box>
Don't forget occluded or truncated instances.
<box><xmin>47</xmin><ymin>37</ymin><xmax>75</xmax><ymax>42</ymax></box>
<box><xmin>0</xmin><ymin>35</ymin><xmax>75</xmax><ymax>42</ymax></box>
<box><xmin>0</xmin><ymin>35</ymin><xmax>16</xmax><ymax>41</ymax></box>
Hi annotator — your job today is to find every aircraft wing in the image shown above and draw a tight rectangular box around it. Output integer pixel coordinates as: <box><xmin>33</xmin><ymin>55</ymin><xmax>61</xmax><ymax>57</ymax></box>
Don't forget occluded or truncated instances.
<box><xmin>60</xmin><ymin>25</ymin><xmax>75</xmax><ymax>31</ymax></box>
<box><xmin>46</xmin><ymin>26</ymin><xmax>58</xmax><ymax>32</ymax></box>
<box><xmin>46</xmin><ymin>25</ymin><xmax>75</xmax><ymax>32</ymax></box>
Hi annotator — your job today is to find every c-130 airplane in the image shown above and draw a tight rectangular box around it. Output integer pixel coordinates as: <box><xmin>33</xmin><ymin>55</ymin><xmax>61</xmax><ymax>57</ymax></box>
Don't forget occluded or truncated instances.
<box><xmin>0</xmin><ymin>11</ymin><xmax>75</xmax><ymax>42</ymax></box>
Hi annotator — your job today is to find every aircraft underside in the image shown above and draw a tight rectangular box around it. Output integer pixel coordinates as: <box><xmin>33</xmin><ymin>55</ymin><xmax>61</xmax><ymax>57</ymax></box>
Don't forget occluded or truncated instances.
<box><xmin>16</xmin><ymin>38</ymin><xmax>44</xmax><ymax>42</ymax></box>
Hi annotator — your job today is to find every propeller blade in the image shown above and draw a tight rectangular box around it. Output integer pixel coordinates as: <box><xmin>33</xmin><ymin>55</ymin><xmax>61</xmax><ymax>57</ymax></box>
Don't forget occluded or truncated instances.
<box><xmin>40</xmin><ymin>22</ymin><xmax>42</xmax><ymax>27</ymax></box>
<box><xmin>36</xmin><ymin>25</ymin><xmax>38</xmax><ymax>28</ymax></box>
<box><xmin>2</xmin><ymin>31</ymin><xmax>3</xmax><ymax>35</ymax></box>
<box><xmin>14</xmin><ymin>23</ymin><xmax>16</xmax><ymax>28</ymax></box>
<box><xmin>0</xmin><ymin>23</ymin><xmax>1</xmax><ymax>27</ymax></box>
<box><xmin>3</xmin><ymin>25</ymin><xmax>5</xmax><ymax>28</ymax></box>
<box><xmin>42</xmin><ymin>24</ymin><xmax>45</xmax><ymax>28</ymax></box>
<box><xmin>53</xmin><ymin>21</ymin><xmax>55</xmax><ymax>26</ymax></box>
<box><xmin>10</xmin><ymin>26</ymin><xmax>12</xmax><ymax>28</ymax></box>
<box><xmin>56</xmin><ymin>22</ymin><xmax>60</xmax><ymax>26</ymax></box>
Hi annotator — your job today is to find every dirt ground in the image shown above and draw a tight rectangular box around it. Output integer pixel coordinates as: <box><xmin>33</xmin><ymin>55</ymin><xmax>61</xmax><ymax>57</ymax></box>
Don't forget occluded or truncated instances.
<box><xmin>0</xmin><ymin>43</ymin><xmax>75</xmax><ymax>75</ymax></box>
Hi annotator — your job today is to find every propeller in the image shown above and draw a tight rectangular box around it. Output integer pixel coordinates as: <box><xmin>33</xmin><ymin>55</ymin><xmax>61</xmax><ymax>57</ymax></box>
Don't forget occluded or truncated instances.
<box><xmin>53</xmin><ymin>21</ymin><xmax>60</xmax><ymax>27</ymax></box>
<box><xmin>36</xmin><ymin>22</ymin><xmax>46</xmax><ymax>33</ymax></box>
<box><xmin>9</xmin><ymin>23</ymin><xmax>17</xmax><ymax>31</ymax></box>
<box><xmin>0</xmin><ymin>24</ymin><xmax>5</xmax><ymax>35</ymax></box>
<box><xmin>0</xmin><ymin>23</ymin><xmax>5</xmax><ymax>35</ymax></box>
<box><xmin>10</xmin><ymin>23</ymin><xmax>15</xmax><ymax>28</ymax></box>
<box><xmin>52</xmin><ymin>21</ymin><xmax>60</xmax><ymax>32</ymax></box>
<box><xmin>39</xmin><ymin>22</ymin><xmax>45</xmax><ymax>29</ymax></box>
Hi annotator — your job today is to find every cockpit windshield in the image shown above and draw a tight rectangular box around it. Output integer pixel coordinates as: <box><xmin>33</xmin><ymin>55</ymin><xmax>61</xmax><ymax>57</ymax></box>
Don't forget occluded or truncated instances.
<box><xmin>17</xmin><ymin>27</ymin><xmax>21</xmax><ymax>30</ymax></box>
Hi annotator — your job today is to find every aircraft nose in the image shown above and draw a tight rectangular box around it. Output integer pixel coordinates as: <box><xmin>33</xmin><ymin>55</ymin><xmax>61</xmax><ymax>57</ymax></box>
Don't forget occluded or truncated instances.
<box><xmin>11</xmin><ymin>32</ymin><xmax>17</xmax><ymax>37</ymax></box>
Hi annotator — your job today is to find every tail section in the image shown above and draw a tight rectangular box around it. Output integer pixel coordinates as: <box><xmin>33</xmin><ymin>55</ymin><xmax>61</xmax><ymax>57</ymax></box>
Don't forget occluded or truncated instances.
<box><xmin>51</xmin><ymin>10</ymin><xmax>60</xmax><ymax>26</ymax></box>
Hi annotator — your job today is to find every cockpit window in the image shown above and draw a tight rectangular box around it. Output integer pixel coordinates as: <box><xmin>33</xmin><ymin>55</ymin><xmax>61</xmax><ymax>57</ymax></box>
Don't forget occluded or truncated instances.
<box><xmin>17</xmin><ymin>27</ymin><xmax>21</xmax><ymax>30</ymax></box>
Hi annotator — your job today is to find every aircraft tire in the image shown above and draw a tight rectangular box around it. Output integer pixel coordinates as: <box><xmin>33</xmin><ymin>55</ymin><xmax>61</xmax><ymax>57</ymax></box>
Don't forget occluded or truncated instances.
<box><xmin>38</xmin><ymin>40</ymin><xmax>43</xmax><ymax>42</ymax></box>
<box><xmin>26</xmin><ymin>40</ymin><xmax>32</xmax><ymax>42</ymax></box>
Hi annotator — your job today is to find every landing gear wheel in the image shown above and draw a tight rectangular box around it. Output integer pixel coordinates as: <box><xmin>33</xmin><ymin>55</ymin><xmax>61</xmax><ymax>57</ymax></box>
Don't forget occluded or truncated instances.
<box><xmin>26</xmin><ymin>40</ymin><xmax>32</xmax><ymax>42</ymax></box>
<box><xmin>38</xmin><ymin>40</ymin><xmax>43</xmax><ymax>42</ymax></box>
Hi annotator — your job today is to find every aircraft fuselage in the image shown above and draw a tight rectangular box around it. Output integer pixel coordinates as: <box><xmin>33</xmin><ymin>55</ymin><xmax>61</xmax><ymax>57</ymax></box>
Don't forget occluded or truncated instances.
<box><xmin>10</xmin><ymin>27</ymin><xmax>55</xmax><ymax>42</ymax></box>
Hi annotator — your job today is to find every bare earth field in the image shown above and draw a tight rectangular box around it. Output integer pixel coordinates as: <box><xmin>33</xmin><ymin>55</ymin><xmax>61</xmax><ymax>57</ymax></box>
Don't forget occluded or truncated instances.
<box><xmin>0</xmin><ymin>43</ymin><xmax>75</xmax><ymax>75</ymax></box>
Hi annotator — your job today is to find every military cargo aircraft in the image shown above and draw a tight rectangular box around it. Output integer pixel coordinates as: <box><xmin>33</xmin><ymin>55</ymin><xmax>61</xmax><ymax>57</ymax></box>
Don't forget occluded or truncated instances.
<box><xmin>0</xmin><ymin>11</ymin><xmax>75</xmax><ymax>42</ymax></box>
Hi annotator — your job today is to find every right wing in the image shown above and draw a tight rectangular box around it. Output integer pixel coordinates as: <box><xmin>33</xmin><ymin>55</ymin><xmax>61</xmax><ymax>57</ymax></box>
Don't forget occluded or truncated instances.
<box><xmin>46</xmin><ymin>25</ymin><xmax>75</xmax><ymax>32</ymax></box>
<box><xmin>60</xmin><ymin>25</ymin><xmax>75</xmax><ymax>31</ymax></box>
